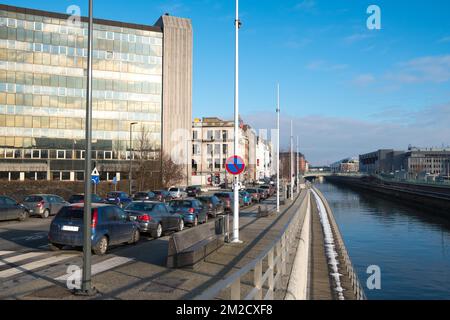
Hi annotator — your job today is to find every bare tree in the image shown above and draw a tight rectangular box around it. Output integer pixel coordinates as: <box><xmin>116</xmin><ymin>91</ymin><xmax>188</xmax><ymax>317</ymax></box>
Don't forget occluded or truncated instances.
<box><xmin>134</xmin><ymin>126</ymin><xmax>184</xmax><ymax>190</ymax></box>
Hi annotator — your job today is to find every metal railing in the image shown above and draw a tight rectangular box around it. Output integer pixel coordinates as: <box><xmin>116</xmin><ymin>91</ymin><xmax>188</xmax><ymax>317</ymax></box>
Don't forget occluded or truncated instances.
<box><xmin>195</xmin><ymin>190</ymin><xmax>308</xmax><ymax>300</ymax></box>
<box><xmin>313</xmin><ymin>187</ymin><xmax>367</xmax><ymax>300</ymax></box>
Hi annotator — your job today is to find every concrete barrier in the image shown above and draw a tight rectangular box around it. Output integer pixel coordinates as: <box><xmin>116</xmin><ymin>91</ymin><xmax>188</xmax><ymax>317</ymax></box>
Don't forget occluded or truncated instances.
<box><xmin>285</xmin><ymin>190</ymin><xmax>311</xmax><ymax>300</ymax></box>
<box><xmin>166</xmin><ymin>215</ymin><xmax>233</xmax><ymax>269</ymax></box>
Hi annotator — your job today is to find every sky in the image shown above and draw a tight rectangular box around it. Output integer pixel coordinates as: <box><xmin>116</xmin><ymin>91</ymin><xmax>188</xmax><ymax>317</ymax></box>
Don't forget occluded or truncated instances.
<box><xmin>3</xmin><ymin>0</ymin><xmax>450</xmax><ymax>165</ymax></box>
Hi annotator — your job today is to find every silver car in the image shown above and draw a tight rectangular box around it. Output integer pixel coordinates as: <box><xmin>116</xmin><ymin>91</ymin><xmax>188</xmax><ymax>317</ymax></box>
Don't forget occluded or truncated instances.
<box><xmin>23</xmin><ymin>194</ymin><xmax>68</xmax><ymax>219</ymax></box>
<box><xmin>168</xmin><ymin>187</ymin><xmax>187</xmax><ymax>199</ymax></box>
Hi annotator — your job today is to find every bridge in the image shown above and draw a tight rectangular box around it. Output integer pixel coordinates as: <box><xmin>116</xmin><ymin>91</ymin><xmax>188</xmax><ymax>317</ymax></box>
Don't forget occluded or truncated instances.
<box><xmin>0</xmin><ymin>186</ymin><xmax>365</xmax><ymax>301</ymax></box>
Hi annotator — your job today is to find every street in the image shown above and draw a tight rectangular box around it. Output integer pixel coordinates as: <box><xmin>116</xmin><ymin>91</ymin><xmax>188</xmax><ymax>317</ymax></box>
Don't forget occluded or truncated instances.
<box><xmin>0</xmin><ymin>199</ymin><xmax>271</xmax><ymax>300</ymax></box>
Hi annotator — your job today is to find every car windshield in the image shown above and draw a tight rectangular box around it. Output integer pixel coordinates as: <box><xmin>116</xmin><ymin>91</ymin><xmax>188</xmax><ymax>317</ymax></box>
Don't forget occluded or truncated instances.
<box><xmin>126</xmin><ymin>203</ymin><xmax>156</xmax><ymax>212</ymax></box>
<box><xmin>134</xmin><ymin>193</ymin><xmax>148</xmax><ymax>197</ymax></box>
<box><xmin>24</xmin><ymin>196</ymin><xmax>43</xmax><ymax>202</ymax></box>
<box><xmin>69</xmin><ymin>195</ymin><xmax>84</xmax><ymax>201</ymax></box>
<box><xmin>169</xmin><ymin>188</ymin><xmax>178</xmax><ymax>192</ymax></box>
<box><xmin>246</xmin><ymin>189</ymin><xmax>257</xmax><ymax>193</ymax></box>
<box><xmin>107</xmin><ymin>193</ymin><xmax>121</xmax><ymax>198</ymax></box>
<box><xmin>169</xmin><ymin>201</ymin><xmax>193</xmax><ymax>208</ymax></box>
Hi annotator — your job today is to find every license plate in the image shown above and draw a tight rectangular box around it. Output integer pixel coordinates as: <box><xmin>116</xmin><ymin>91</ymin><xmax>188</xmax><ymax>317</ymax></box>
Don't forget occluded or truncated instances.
<box><xmin>62</xmin><ymin>226</ymin><xmax>79</xmax><ymax>232</ymax></box>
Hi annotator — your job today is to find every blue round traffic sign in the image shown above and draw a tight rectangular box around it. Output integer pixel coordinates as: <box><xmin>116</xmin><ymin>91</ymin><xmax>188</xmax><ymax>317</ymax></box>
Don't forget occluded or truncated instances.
<box><xmin>226</xmin><ymin>156</ymin><xmax>246</xmax><ymax>175</ymax></box>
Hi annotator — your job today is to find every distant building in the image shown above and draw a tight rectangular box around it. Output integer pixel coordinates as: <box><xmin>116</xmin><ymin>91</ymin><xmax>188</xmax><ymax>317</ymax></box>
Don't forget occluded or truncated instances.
<box><xmin>331</xmin><ymin>157</ymin><xmax>359</xmax><ymax>173</ymax></box>
<box><xmin>280</xmin><ymin>152</ymin><xmax>307</xmax><ymax>180</ymax></box>
<box><xmin>359</xmin><ymin>146</ymin><xmax>450</xmax><ymax>180</ymax></box>
<box><xmin>255</xmin><ymin>136</ymin><xmax>272</xmax><ymax>181</ymax></box>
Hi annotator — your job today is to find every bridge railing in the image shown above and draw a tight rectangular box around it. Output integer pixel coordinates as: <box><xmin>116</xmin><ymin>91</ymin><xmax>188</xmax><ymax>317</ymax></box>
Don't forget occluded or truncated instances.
<box><xmin>313</xmin><ymin>187</ymin><xmax>367</xmax><ymax>300</ymax></box>
<box><xmin>195</xmin><ymin>190</ymin><xmax>308</xmax><ymax>300</ymax></box>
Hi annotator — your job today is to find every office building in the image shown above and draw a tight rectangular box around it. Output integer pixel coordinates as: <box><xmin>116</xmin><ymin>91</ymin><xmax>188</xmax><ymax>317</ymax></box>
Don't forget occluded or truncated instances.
<box><xmin>0</xmin><ymin>5</ymin><xmax>192</xmax><ymax>185</ymax></box>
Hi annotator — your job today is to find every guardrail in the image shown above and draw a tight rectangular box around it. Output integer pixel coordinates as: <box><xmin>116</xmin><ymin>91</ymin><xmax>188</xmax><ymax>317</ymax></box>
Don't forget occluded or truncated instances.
<box><xmin>195</xmin><ymin>190</ymin><xmax>308</xmax><ymax>300</ymax></box>
<box><xmin>313</xmin><ymin>187</ymin><xmax>367</xmax><ymax>300</ymax></box>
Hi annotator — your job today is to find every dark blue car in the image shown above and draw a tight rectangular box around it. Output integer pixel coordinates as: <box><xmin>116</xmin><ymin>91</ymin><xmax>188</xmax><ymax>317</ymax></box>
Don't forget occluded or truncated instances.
<box><xmin>48</xmin><ymin>204</ymin><xmax>140</xmax><ymax>255</ymax></box>
<box><xmin>168</xmin><ymin>199</ymin><xmax>208</xmax><ymax>227</ymax></box>
<box><xmin>106</xmin><ymin>192</ymin><xmax>132</xmax><ymax>208</ymax></box>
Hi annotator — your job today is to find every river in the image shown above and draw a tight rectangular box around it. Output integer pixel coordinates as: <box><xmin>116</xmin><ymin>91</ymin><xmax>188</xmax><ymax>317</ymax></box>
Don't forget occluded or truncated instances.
<box><xmin>314</xmin><ymin>180</ymin><xmax>450</xmax><ymax>300</ymax></box>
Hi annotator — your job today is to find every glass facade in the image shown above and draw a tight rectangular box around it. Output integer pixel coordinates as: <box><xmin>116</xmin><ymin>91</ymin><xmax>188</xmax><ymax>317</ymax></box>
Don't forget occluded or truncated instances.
<box><xmin>0</xmin><ymin>7</ymin><xmax>163</xmax><ymax>181</ymax></box>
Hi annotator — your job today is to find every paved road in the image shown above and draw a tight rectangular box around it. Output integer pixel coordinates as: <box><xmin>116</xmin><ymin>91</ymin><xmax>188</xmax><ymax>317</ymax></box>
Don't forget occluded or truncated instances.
<box><xmin>0</xmin><ymin>200</ymin><xmax>271</xmax><ymax>299</ymax></box>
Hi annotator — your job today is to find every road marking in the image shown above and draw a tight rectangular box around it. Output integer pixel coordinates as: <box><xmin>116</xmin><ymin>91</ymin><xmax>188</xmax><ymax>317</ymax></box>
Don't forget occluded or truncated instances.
<box><xmin>11</xmin><ymin>232</ymin><xmax>48</xmax><ymax>242</ymax></box>
<box><xmin>55</xmin><ymin>257</ymin><xmax>134</xmax><ymax>281</ymax></box>
<box><xmin>0</xmin><ymin>251</ymin><xmax>14</xmax><ymax>257</ymax></box>
<box><xmin>0</xmin><ymin>252</ymin><xmax>47</xmax><ymax>267</ymax></box>
<box><xmin>0</xmin><ymin>254</ymin><xmax>74</xmax><ymax>279</ymax></box>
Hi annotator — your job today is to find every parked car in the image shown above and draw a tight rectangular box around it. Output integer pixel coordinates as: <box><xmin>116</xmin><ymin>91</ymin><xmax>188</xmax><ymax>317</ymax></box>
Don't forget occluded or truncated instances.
<box><xmin>245</xmin><ymin>188</ymin><xmax>262</xmax><ymax>203</ymax></box>
<box><xmin>153</xmin><ymin>190</ymin><xmax>173</xmax><ymax>203</ymax></box>
<box><xmin>197</xmin><ymin>195</ymin><xmax>225</xmax><ymax>218</ymax></box>
<box><xmin>0</xmin><ymin>196</ymin><xmax>28</xmax><ymax>222</ymax></box>
<box><xmin>68</xmin><ymin>194</ymin><xmax>105</xmax><ymax>204</ymax></box>
<box><xmin>239</xmin><ymin>191</ymin><xmax>252</xmax><ymax>207</ymax></box>
<box><xmin>214</xmin><ymin>192</ymin><xmax>244</xmax><ymax>212</ymax></box>
<box><xmin>260</xmin><ymin>185</ymin><xmax>274</xmax><ymax>197</ymax></box>
<box><xmin>168</xmin><ymin>199</ymin><xmax>208</xmax><ymax>227</ymax></box>
<box><xmin>125</xmin><ymin>201</ymin><xmax>184</xmax><ymax>238</ymax></box>
<box><xmin>48</xmin><ymin>204</ymin><xmax>140</xmax><ymax>255</ymax></box>
<box><xmin>168</xmin><ymin>187</ymin><xmax>187</xmax><ymax>199</ymax></box>
<box><xmin>23</xmin><ymin>194</ymin><xmax>68</xmax><ymax>219</ymax></box>
<box><xmin>133</xmin><ymin>192</ymin><xmax>157</xmax><ymax>201</ymax></box>
<box><xmin>257</xmin><ymin>188</ymin><xmax>269</xmax><ymax>200</ymax></box>
<box><xmin>105</xmin><ymin>192</ymin><xmax>132</xmax><ymax>208</ymax></box>
<box><xmin>186</xmin><ymin>186</ymin><xmax>202</xmax><ymax>197</ymax></box>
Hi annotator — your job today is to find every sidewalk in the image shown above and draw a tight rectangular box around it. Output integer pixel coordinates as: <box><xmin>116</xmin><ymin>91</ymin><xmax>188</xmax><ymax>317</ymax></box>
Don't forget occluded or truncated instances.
<box><xmin>26</xmin><ymin>192</ymin><xmax>307</xmax><ymax>300</ymax></box>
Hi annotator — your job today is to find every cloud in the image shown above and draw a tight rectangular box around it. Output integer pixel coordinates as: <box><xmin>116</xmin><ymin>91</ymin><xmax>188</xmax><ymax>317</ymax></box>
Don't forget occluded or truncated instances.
<box><xmin>284</xmin><ymin>38</ymin><xmax>312</xmax><ymax>49</ymax></box>
<box><xmin>343</xmin><ymin>33</ymin><xmax>374</xmax><ymax>44</ymax></box>
<box><xmin>352</xmin><ymin>74</ymin><xmax>375</xmax><ymax>86</ymax></box>
<box><xmin>243</xmin><ymin>102</ymin><xmax>450</xmax><ymax>165</ymax></box>
<box><xmin>438</xmin><ymin>36</ymin><xmax>450</xmax><ymax>43</ymax></box>
<box><xmin>294</xmin><ymin>0</ymin><xmax>316</xmax><ymax>11</ymax></box>
<box><xmin>306</xmin><ymin>60</ymin><xmax>348</xmax><ymax>72</ymax></box>
<box><xmin>387</xmin><ymin>55</ymin><xmax>450</xmax><ymax>84</ymax></box>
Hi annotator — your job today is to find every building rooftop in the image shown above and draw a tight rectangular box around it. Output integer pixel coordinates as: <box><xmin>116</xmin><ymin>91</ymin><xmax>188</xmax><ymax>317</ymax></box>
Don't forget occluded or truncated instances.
<box><xmin>0</xmin><ymin>4</ymin><xmax>162</xmax><ymax>33</ymax></box>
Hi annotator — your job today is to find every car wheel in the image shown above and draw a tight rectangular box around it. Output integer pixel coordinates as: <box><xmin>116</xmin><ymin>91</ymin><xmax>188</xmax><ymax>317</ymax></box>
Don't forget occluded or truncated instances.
<box><xmin>93</xmin><ymin>236</ymin><xmax>108</xmax><ymax>255</ymax></box>
<box><xmin>49</xmin><ymin>243</ymin><xmax>64</xmax><ymax>251</ymax></box>
<box><xmin>18</xmin><ymin>210</ymin><xmax>28</xmax><ymax>222</ymax></box>
<box><xmin>151</xmin><ymin>223</ymin><xmax>163</xmax><ymax>239</ymax></box>
<box><xmin>129</xmin><ymin>229</ymin><xmax>140</xmax><ymax>244</ymax></box>
<box><xmin>178</xmin><ymin>219</ymin><xmax>184</xmax><ymax>232</ymax></box>
<box><xmin>41</xmin><ymin>209</ymin><xmax>50</xmax><ymax>219</ymax></box>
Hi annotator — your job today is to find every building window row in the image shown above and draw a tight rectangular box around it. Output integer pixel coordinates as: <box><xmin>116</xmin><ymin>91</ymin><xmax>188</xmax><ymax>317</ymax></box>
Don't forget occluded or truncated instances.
<box><xmin>0</xmin><ymin>39</ymin><xmax>162</xmax><ymax>64</ymax></box>
<box><xmin>0</xmin><ymin>16</ymin><xmax>162</xmax><ymax>45</ymax></box>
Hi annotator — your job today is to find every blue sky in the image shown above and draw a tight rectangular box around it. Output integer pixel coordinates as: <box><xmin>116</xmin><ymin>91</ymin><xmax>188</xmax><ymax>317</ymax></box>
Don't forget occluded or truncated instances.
<box><xmin>3</xmin><ymin>0</ymin><xmax>450</xmax><ymax>165</ymax></box>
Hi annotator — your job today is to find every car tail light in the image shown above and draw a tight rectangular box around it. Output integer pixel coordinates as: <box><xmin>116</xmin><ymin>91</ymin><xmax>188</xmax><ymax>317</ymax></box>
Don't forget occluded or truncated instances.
<box><xmin>138</xmin><ymin>214</ymin><xmax>151</xmax><ymax>222</ymax></box>
<box><xmin>37</xmin><ymin>200</ymin><xmax>45</xmax><ymax>208</ymax></box>
<box><xmin>188</xmin><ymin>208</ymin><xmax>195</xmax><ymax>213</ymax></box>
<box><xmin>91</xmin><ymin>209</ymin><xmax>98</xmax><ymax>228</ymax></box>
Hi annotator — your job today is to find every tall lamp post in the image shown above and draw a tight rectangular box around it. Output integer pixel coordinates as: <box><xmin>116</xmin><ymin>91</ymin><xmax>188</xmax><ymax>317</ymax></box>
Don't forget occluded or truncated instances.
<box><xmin>79</xmin><ymin>0</ymin><xmax>95</xmax><ymax>296</ymax></box>
<box><xmin>129</xmin><ymin>122</ymin><xmax>138</xmax><ymax>195</ymax></box>
<box><xmin>232</xmin><ymin>0</ymin><xmax>242</xmax><ymax>243</ymax></box>
<box><xmin>276</xmin><ymin>84</ymin><xmax>280</xmax><ymax>213</ymax></box>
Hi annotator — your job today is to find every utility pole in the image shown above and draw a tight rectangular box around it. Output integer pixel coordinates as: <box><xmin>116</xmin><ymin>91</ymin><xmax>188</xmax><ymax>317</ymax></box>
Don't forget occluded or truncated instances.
<box><xmin>290</xmin><ymin>121</ymin><xmax>294</xmax><ymax>199</ymax></box>
<box><xmin>79</xmin><ymin>0</ymin><xmax>95</xmax><ymax>296</ymax></box>
<box><xmin>297</xmin><ymin>136</ymin><xmax>299</xmax><ymax>193</ymax></box>
<box><xmin>232</xmin><ymin>0</ymin><xmax>242</xmax><ymax>243</ymax></box>
<box><xmin>276</xmin><ymin>84</ymin><xmax>280</xmax><ymax>213</ymax></box>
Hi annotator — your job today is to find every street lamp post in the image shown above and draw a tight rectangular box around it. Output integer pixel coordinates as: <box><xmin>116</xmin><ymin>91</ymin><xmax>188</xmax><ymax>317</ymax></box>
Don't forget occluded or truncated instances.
<box><xmin>129</xmin><ymin>122</ymin><xmax>138</xmax><ymax>195</ymax></box>
<box><xmin>79</xmin><ymin>0</ymin><xmax>95</xmax><ymax>296</ymax></box>
<box><xmin>276</xmin><ymin>84</ymin><xmax>280</xmax><ymax>213</ymax></box>
<box><xmin>290</xmin><ymin>121</ymin><xmax>294</xmax><ymax>199</ymax></box>
<box><xmin>232</xmin><ymin>0</ymin><xmax>242</xmax><ymax>243</ymax></box>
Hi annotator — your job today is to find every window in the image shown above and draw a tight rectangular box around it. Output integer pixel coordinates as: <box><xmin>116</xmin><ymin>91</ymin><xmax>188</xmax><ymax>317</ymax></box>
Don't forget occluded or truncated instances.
<box><xmin>214</xmin><ymin>144</ymin><xmax>221</xmax><ymax>155</ymax></box>
<box><xmin>32</xmin><ymin>150</ymin><xmax>41</xmax><ymax>159</ymax></box>
<box><xmin>207</xmin><ymin>130</ymin><xmax>213</xmax><ymax>141</ymax></box>
<box><xmin>104</xmin><ymin>151</ymin><xmax>112</xmax><ymax>160</ymax></box>
<box><xmin>223</xmin><ymin>130</ymin><xmax>228</xmax><ymax>141</ymax></box>
<box><xmin>34</xmin><ymin>22</ymin><xmax>43</xmax><ymax>31</ymax></box>
<box><xmin>223</xmin><ymin>144</ymin><xmax>228</xmax><ymax>155</ymax></box>
<box><xmin>193</xmin><ymin>130</ymin><xmax>198</xmax><ymax>140</ymax></box>
<box><xmin>57</xmin><ymin>150</ymin><xmax>66</xmax><ymax>159</ymax></box>
<box><xmin>215</xmin><ymin>130</ymin><xmax>221</xmax><ymax>141</ymax></box>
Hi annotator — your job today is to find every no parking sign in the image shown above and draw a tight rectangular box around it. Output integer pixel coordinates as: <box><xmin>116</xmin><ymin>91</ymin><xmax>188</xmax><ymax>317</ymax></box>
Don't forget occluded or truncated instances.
<box><xmin>225</xmin><ymin>156</ymin><xmax>246</xmax><ymax>176</ymax></box>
